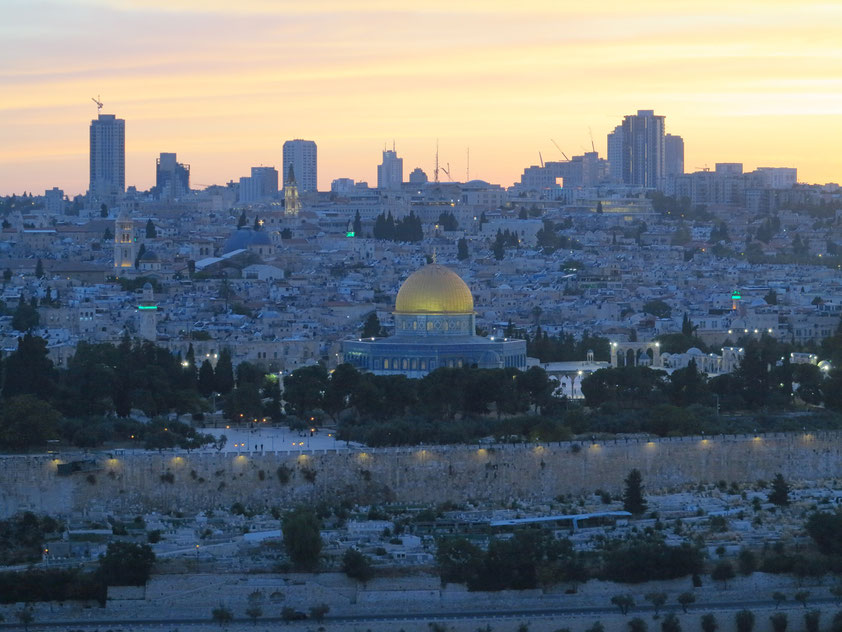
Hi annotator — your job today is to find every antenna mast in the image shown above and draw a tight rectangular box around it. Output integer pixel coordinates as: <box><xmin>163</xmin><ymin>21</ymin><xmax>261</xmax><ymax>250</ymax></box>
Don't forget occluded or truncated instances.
<box><xmin>434</xmin><ymin>139</ymin><xmax>440</xmax><ymax>183</ymax></box>
<box><xmin>466</xmin><ymin>147</ymin><xmax>470</xmax><ymax>181</ymax></box>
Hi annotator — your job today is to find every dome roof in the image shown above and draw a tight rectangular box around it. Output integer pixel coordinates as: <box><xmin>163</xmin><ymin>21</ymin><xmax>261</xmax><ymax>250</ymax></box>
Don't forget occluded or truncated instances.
<box><xmin>395</xmin><ymin>264</ymin><xmax>474</xmax><ymax>314</ymax></box>
<box><xmin>249</xmin><ymin>231</ymin><xmax>272</xmax><ymax>246</ymax></box>
<box><xmin>223</xmin><ymin>228</ymin><xmax>272</xmax><ymax>253</ymax></box>
<box><xmin>139</xmin><ymin>250</ymin><xmax>159</xmax><ymax>261</ymax></box>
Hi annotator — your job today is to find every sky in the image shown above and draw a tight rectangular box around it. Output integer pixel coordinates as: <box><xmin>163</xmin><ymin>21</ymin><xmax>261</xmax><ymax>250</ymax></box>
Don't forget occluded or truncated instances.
<box><xmin>2</xmin><ymin>0</ymin><xmax>841</xmax><ymax>196</ymax></box>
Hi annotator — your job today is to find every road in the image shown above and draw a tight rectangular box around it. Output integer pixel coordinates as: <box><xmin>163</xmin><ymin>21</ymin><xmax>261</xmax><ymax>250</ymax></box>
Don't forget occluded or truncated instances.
<box><xmin>0</xmin><ymin>594</ymin><xmax>836</xmax><ymax>630</ymax></box>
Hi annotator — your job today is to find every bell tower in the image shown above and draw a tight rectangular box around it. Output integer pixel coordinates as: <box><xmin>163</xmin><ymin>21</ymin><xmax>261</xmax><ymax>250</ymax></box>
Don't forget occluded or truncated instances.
<box><xmin>284</xmin><ymin>164</ymin><xmax>300</xmax><ymax>217</ymax></box>
<box><xmin>114</xmin><ymin>209</ymin><xmax>136</xmax><ymax>271</ymax></box>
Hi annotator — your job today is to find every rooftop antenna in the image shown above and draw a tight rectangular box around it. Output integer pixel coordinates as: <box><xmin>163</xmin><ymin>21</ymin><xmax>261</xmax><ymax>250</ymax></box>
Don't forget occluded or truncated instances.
<box><xmin>466</xmin><ymin>147</ymin><xmax>470</xmax><ymax>181</ymax></box>
<box><xmin>434</xmin><ymin>139</ymin><xmax>440</xmax><ymax>183</ymax></box>
<box><xmin>91</xmin><ymin>95</ymin><xmax>103</xmax><ymax>115</ymax></box>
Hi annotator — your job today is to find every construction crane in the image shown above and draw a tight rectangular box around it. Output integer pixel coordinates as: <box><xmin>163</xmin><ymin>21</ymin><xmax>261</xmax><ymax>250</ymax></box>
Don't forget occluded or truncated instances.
<box><xmin>538</xmin><ymin>152</ymin><xmax>544</xmax><ymax>168</ymax></box>
<box><xmin>91</xmin><ymin>95</ymin><xmax>103</xmax><ymax>114</ymax></box>
<box><xmin>588</xmin><ymin>127</ymin><xmax>596</xmax><ymax>153</ymax></box>
<box><xmin>550</xmin><ymin>139</ymin><xmax>569</xmax><ymax>161</ymax></box>
<box><xmin>440</xmin><ymin>163</ymin><xmax>453</xmax><ymax>182</ymax></box>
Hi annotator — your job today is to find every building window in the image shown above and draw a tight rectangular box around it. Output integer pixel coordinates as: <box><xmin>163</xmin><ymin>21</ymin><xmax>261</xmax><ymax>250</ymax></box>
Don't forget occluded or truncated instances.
<box><xmin>426</xmin><ymin>321</ymin><xmax>433</xmax><ymax>331</ymax></box>
<box><xmin>411</xmin><ymin>358</ymin><xmax>417</xmax><ymax>370</ymax></box>
<box><xmin>383</xmin><ymin>359</ymin><xmax>389</xmax><ymax>369</ymax></box>
<box><xmin>402</xmin><ymin>358</ymin><xmax>408</xmax><ymax>370</ymax></box>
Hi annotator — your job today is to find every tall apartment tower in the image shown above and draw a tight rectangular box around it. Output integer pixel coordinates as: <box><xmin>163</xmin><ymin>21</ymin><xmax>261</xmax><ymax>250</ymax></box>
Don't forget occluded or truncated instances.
<box><xmin>620</xmin><ymin>109</ymin><xmax>665</xmax><ymax>189</ymax></box>
<box><xmin>377</xmin><ymin>148</ymin><xmax>403</xmax><ymax>191</ymax></box>
<box><xmin>89</xmin><ymin>113</ymin><xmax>125</xmax><ymax>200</ymax></box>
<box><xmin>155</xmin><ymin>152</ymin><xmax>190</xmax><ymax>201</ymax></box>
<box><xmin>606</xmin><ymin>125</ymin><xmax>624</xmax><ymax>183</ymax></box>
<box><xmin>664</xmin><ymin>134</ymin><xmax>685</xmax><ymax>179</ymax></box>
<box><xmin>282</xmin><ymin>140</ymin><xmax>317</xmax><ymax>193</ymax></box>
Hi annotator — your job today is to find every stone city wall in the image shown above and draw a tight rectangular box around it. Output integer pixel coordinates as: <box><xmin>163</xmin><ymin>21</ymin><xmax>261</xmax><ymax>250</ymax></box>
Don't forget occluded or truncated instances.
<box><xmin>1</xmin><ymin>432</ymin><xmax>840</xmax><ymax>518</ymax></box>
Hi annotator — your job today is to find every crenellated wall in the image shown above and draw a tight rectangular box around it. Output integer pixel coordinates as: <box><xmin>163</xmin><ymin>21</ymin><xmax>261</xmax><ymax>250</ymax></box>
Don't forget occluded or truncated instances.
<box><xmin>1</xmin><ymin>432</ymin><xmax>840</xmax><ymax>518</ymax></box>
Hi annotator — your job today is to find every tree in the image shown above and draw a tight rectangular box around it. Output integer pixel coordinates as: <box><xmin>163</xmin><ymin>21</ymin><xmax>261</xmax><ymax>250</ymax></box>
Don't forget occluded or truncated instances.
<box><xmin>362</xmin><ymin>312</ymin><xmax>385</xmax><ymax>338</ymax></box>
<box><xmin>100</xmin><ymin>203</ymin><xmax>108</xmax><ymax>217</ymax></box>
<box><xmin>11</xmin><ymin>299</ymin><xmax>40</xmax><ymax>331</ymax></box>
<box><xmin>237</xmin><ymin>210</ymin><xmax>247</xmax><ymax>228</ymax></box>
<box><xmin>34</xmin><ymin>258</ymin><xmax>44</xmax><ymax>279</ymax></box>
<box><xmin>596</xmin><ymin>201</ymin><xmax>604</xmax><ymax>214</ymax></box>
<box><xmin>198</xmin><ymin>359</ymin><xmax>216</xmax><ymax>397</ymax></box>
<box><xmin>244</xmin><ymin>604</ymin><xmax>262</xmax><ymax>625</ymax></box>
<box><xmin>795</xmin><ymin>591</ymin><xmax>810</xmax><ymax>608</ymax></box>
<box><xmin>611</xmin><ymin>594</ymin><xmax>635</xmax><ymax>615</ymax></box>
<box><xmin>804</xmin><ymin>611</ymin><xmax>821</xmax><ymax>632</ymax></box>
<box><xmin>711</xmin><ymin>561</ymin><xmax>735</xmax><ymax>588</ymax></box>
<box><xmin>492</xmin><ymin>232</ymin><xmax>505</xmax><ymax>260</ymax></box>
<box><xmin>677</xmin><ymin>592</ymin><xmax>696</xmax><ymax>613</ymax></box>
<box><xmin>622</xmin><ymin>469</ymin><xmax>648</xmax><ymax>515</ymax></box>
<box><xmin>353</xmin><ymin>211</ymin><xmax>362</xmax><ymax>236</ymax></box>
<box><xmin>310</xmin><ymin>603</ymin><xmax>330</xmax><ymax>622</ymax></box>
<box><xmin>436</xmin><ymin>537</ymin><xmax>483</xmax><ymax>586</ymax></box>
<box><xmin>735</xmin><ymin>610</ymin><xmax>755</xmax><ymax>632</ymax></box>
<box><xmin>661</xmin><ymin>613</ymin><xmax>681</xmax><ymax>632</ymax></box>
<box><xmin>211</xmin><ymin>605</ymin><xmax>233</xmax><ymax>627</ymax></box>
<box><xmin>457</xmin><ymin>237</ymin><xmax>469</xmax><ymax>260</ymax></box>
<box><xmin>145</xmin><ymin>219</ymin><xmax>157</xmax><ymax>238</ymax></box>
<box><xmin>3</xmin><ymin>268</ymin><xmax>12</xmax><ymax>283</ymax></box>
<box><xmin>806</xmin><ymin>512</ymin><xmax>842</xmax><ymax>556</ymax></box>
<box><xmin>629</xmin><ymin>617</ymin><xmax>648</xmax><ymax>632</ymax></box>
<box><xmin>770</xmin><ymin>612</ymin><xmax>788</xmax><ymax>632</ymax></box>
<box><xmin>768</xmin><ymin>473</ymin><xmax>790</xmax><ymax>506</ymax></box>
<box><xmin>736</xmin><ymin>548</ymin><xmax>757</xmax><ymax>576</ymax></box>
<box><xmin>642</xmin><ymin>300</ymin><xmax>672</xmax><ymax>319</ymax></box>
<box><xmin>214</xmin><ymin>349</ymin><xmax>235</xmax><ymax>395</ymax></box>
<box><xmin>772</xmin><ymin>592</ymin><xmax>786</xmax><ymax>608</ymax></box>
<box><xmin>15</xmin><ymin>608</ymin><xmax>33</xmax><ymax>632</ymax></box>
<box><xmin>700</xmin><ymin>614</ymin><xmax>718</xmax><ymax>632</ymax></box>
<box><xmin>0</xmin><ymin>395</ymin><xmax>61</xmax><ymax>450</ymax></box>
<box><xmin>282</xmin><ymin>508</ymin><xmax>322</xmax><ymax>570</ymax></box>
<box><xmin>97</xmin><ymin>542</ymin><xmax>155</xmax><ymax>586</ymax></box>
<box><xmin>645</xmin><ymin>592</ymin><xmax>667</xmax><ymax>616</ymax></box>
<box><xmin>342</xmin><ymin>548</ymin><xmax>374</xmax><ymax>585</ymax></box>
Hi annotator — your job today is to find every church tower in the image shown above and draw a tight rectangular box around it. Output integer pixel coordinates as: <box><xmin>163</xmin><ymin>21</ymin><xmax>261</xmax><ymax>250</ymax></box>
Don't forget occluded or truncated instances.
<box><xmin>114</xmin><ymin>209</ymin><xmax>136</xmax><ymax>271</ymax></box>
<box><xmin>284</xmin><ymin>164</ymin><xmax>300</xmax><ymax>217</ymax></box>
<box><xmin>138</xmin><ymin>282</ymin><xmax>158</xmax><ymax>341</ymax></box>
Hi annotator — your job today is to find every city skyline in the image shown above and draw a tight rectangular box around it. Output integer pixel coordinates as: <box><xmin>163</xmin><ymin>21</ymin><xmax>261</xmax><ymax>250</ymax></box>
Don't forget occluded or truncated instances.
<box><xmin>2</xmin><ymin>0</ymin><xmax>842</xmax><ymax>196</ymax></box>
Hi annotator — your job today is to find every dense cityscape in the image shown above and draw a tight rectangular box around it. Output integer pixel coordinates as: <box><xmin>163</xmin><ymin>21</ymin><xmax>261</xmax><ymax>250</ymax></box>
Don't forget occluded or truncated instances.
<box><xmin>3</xmin><ymin>1</ymin><xmax>842</xmax><ymax>630</ymax></box>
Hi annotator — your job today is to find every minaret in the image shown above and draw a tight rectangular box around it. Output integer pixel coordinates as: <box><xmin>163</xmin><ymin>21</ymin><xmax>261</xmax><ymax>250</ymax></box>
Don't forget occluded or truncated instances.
<box><xmin>138</xmin><ymin>282</ymin><xmax>157</xmax><ymax>341</ymax></box>
<box><xmin>284</xmin><ymin>164</ymin><xmax>300</xmax><ymax>217</ymax></box>
<box><xmin>114</xmin><ymin>209</ymin><xmax>136</xmax><ymax>271</ymax></box>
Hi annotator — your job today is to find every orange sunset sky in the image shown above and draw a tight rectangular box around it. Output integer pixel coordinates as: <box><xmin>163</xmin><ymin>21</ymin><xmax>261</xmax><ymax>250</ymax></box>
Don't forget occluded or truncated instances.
<box><xmin>2</xmin><ymin>0</ymin><xmax>841</xmax><ymax>196</ymax></box>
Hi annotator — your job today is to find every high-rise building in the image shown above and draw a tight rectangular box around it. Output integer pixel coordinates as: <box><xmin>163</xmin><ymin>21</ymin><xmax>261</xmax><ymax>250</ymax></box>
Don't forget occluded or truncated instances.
<box><xmin>606</xmin><ymin>125</ymin><xmax>624</xmax><ymax>183</ymax></box>
<box><xmin>239</xmin><ymin>166</ymin><xmax>279</xmax><ymax>203</ymax></box>
<box><xmin>408</xmin><ymin>168</ymin><xmax>428</xmax><ymax>185</ymax></box>
<box><xmin>377</xmin><ymin>148</ymin><xmax>403</xmax><ymax>191</ymax></box>
<box><xmin>620</xmin><ymin>109</ymin><xmax>665</xmax><ymax>189</ymax></box>
<box><xmin>664</xmin><ymin>134</ymin><xmax>684</xmax><ymax>179</ymax></box>
<box><xmin>89</xmin><ymin>113</ymin><xmax>125</xmax><ymax>200</ymax></box>
<box><xmin>155</xmin><ymin>153</ymin><xmax>190</xmax><ymax>201</ymax></box>
<box><xmin>282</xmin><ymin>140</ymin><xmax>317</xmax><ymax>193</ymax></box>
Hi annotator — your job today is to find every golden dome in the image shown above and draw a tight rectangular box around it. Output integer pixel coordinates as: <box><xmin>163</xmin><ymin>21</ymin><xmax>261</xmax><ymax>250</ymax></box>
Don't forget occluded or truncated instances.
<box><xmin>394</xmin><ymin>264</ymin><xmax>474</xmax><ymax>314</ymax></box>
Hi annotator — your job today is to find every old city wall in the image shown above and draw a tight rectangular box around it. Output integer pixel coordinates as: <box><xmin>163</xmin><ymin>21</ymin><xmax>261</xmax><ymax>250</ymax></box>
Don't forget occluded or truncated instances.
<box><xmin>1</xmin><ymin>432</ymin><xmax>841</xmax><ymax>518</ymax></box>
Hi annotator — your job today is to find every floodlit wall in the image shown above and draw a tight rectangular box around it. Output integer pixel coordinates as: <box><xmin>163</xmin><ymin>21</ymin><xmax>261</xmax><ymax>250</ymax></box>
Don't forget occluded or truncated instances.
<box><xmin>1</xmin><ymin>432</ymin><xmax>840</xmax><ymax>518</ymax></box>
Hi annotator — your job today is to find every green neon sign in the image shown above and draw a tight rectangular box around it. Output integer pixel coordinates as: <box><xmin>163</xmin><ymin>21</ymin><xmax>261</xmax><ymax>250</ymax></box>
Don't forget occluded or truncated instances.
<box><xmin>137</xmin><ymin>305</ymin><xmax>158</xmax><ymax>310</ymax></box>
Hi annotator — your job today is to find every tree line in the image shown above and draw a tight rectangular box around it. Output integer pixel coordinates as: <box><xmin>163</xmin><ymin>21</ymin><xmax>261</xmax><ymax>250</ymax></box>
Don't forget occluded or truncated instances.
<box><xmin>0</xmin><ymin>334</ymin><xmax>281</xmax><ymax>450</ymax></box>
